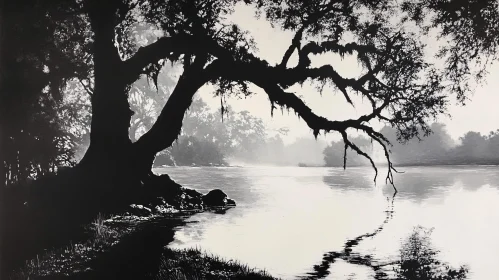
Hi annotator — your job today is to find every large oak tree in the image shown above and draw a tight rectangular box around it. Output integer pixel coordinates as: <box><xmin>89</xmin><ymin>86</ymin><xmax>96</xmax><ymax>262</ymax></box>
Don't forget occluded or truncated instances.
<box><xmin>1</xmin><ymin>0</ymin><xmax>499</xmax><ymax>275</ymax></box>
<box><xmin>7</xmin><ymin>0</ymin><xmax>499</xmax><ymax>190</ymax></box>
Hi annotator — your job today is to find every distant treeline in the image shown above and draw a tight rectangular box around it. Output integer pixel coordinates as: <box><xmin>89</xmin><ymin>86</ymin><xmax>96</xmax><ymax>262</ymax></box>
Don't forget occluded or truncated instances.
<box><xmin>153</xmin><ymin>98</ymin><xmax>268</xmax><ymax>167</ymax></box>
<box><xmin>323</xmin><ymin>123</ymin><xmax>499</xmax><ymax>167</ymax></box>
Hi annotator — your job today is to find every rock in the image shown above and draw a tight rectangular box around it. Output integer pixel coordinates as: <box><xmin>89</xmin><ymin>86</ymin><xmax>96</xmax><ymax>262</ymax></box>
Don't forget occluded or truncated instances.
<box><xmin>154</xmin><ymin>204</ymin><xmax>178</xmax><ymax>214</ymax></box>
<box><xmin>226</xmin><ymin>198</ymin><xmax>236</xmax><ymax>206</ymax></box>
<box><xmin>185</xmin><ymin>195</ymin><xmax>203</xmax><ymax>207</ymax></box>
<box><xmin>149</xmin><ymin>197</ymin><xmax>166</xmax><ymax>208</ymax></box>
<box><xmin>128</xmin><ymin>204</ymin><xmax>152</xmax><ymax>216</ymax></box>
<box><xmin>202</xmin><ymin>189</ymin><xmax>228</xmax><ymax>207</ymax></box>
<box><xmin>183</xmin><ymin>188</ymin><xmax>203</xmax><ymax>198</ymax></box>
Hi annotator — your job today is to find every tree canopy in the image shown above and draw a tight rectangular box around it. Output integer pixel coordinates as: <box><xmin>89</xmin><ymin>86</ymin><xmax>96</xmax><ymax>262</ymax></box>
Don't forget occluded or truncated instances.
<box><xmin>3</xmin><ymin>0</ymin><xmax>499</xmax><ymax>186</ymax></box>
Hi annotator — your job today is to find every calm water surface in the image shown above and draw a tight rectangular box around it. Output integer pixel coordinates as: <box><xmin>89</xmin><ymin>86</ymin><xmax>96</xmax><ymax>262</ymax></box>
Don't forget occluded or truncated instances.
<box><xmin>155</xmin><ymin>166</ymin><xmax>499</xmax><ymax>280</ymax></box>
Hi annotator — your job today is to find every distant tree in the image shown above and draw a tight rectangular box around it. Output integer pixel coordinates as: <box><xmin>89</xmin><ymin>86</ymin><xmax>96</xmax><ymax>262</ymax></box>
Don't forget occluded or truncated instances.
<box><xmin>485</xmin><ymin>130</ymin><xmax>499</xmax><ymax>160</ymax></box>
<box><xmin>226</xmin><ymin>110</ymin><xmax>267</xmax><ymax>160</ymax></box>
<box><xmin>286</xmin><ymin>137</ymin><xmax>327</xmax><ymax>166</ymax></box>
<box><xmin>260</xmin><ymin>135</ymin><xmax>287</xmax><ymax>165</ymax></box>
<box><xmin>379</xmin><ymin>123</ymin><xmax>454</xmax><ymax>165</ymax></box>
<box><xmin>169</xmin><ymin>135</ymin><xmax>225</xmax><ymax>166</ymax></box>
<box><xmin>455</xmin><ymin>131</ymin><xmax>488</xmax><ymax>161</ymax></box>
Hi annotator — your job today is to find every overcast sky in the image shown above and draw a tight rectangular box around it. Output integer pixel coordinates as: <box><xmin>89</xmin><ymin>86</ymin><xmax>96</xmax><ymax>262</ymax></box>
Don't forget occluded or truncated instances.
<box><xmin>197</xmin><ymin>4</ymin><xmax>499</xmax><ymax>145</ymax></box>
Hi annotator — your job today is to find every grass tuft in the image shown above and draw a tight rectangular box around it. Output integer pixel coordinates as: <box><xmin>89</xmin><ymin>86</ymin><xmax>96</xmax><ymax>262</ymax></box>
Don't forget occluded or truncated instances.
<box><xmin>10</xmin><ymin>213</ymin><xmax>278</xmax><ymax>280</ymax></box>
<box><xmin>155</xmin><ymin>247</ymin><xmax>278</xmax><ymax>280</ymax></box>
<box><xmin>10</xmin><ymin>213</ymin><xmax>127</xmax><ymax>279</ymax></box>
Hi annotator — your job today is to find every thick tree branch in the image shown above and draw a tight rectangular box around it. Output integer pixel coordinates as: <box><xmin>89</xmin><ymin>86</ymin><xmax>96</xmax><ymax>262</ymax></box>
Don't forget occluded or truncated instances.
<box><xmin>133</xmin><ymin>55</ymin><xmax>213</xmax><ymax>162</ymax></box>
<box><xmin>208</xmin><ymin>58</ymin><xmax>399</xmax><ymax>188</ymax></box>
<box><xmin>123</xmin><ymin>34</ymin><xmax>232</xmax><ymax>84</ymax></box>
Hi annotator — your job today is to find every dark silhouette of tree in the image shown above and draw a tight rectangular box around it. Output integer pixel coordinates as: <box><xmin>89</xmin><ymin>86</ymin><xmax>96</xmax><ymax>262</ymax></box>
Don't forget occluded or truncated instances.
<box><xmin>1</xmin><ymin>0</ymin><xmax>499</xmax><ymax>276</ymax></box>
<box><xmin>88</xmin><ymin>0</ymin><xmax>496</xmax><ymax>186</ymax></box>
<box><xmin>2</xmin><ymin>0</ymin><xmax>492</xmax><ymax>189</ymax></box>
<box><xmin>0</xmin><ymin>0</ymin><xmax>91</xmax><ymax>186</ymax></box>
<box><xmin>2</xmin><ymin>0</ymin><xmax>499</xmax><ymax>234</ymax></box>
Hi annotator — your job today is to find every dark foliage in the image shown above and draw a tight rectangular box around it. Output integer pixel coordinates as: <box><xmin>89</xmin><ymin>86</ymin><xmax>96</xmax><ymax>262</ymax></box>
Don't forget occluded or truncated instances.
<box><xmin>0</xmin><ymin>0</ymin><xmax>91</xmax><ymax>186</ymax></box>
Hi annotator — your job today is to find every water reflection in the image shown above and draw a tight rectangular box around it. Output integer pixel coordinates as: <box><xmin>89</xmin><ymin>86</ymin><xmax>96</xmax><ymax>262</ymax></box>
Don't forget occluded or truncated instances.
<box><xmin>301</xmin><ymin>193</ymin><xmax>397</xmax><ymax>279</ymax></box>
<box><xmin>159</xmin><ymin>166</ymin><xmax>499</xmax><ymax>280</ymax></box>
<box><xmin>322</xmin><ymin>168</ymin><xmax>374</xmax><ymax>192</ymax></box>
<box><xmin>323</xmin><ymin>166</ymin><xmax>499</xmax><ymax>203</ymax></box>
<box><xmin>396</xmin><ymin>226</ymin><xmax>468</xmax><ymax>280</ymax></box>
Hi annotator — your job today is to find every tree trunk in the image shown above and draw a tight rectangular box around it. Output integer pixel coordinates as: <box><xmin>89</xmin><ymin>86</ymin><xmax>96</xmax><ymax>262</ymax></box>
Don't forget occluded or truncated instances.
<box><xmin>78</xmin><ymin>2</ymin><xmax>135</xmax><ymax>180</ymax></box>
<box><xmin>78</xmin><ymin>6</ymin><xmax>213</xmax><ymax>194</ymax></box>
<box><xmin>132</xmin><ymin>60</ymin><xmax>210</xmax><ymax>171</ymax></box>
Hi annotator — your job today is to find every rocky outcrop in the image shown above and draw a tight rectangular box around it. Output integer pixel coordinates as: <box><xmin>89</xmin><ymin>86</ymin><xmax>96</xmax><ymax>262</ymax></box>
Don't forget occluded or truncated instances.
<box><xmin>202</xmin><ymin>189</ymin><xmax>227</xmax><ymax>207</ymax></box>
<box><xmin>128</xmin><ymin>204</ymin><xmax>152</xmax><ymax>216</ymax></box>
<box><xmin>226</xmin><ymin>198</ymin><xmax>236</xmax><ymax>206</ymax></box>
<box><xmin>134</xmin><ymin>175</ymin><xmax>236</xmax><ymax>216</ymax></box>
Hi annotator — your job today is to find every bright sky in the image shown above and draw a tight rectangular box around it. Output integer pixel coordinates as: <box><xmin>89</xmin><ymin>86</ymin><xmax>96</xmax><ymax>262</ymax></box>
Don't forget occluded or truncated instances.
<box><xmin>197</xmin><ymin>4</ymin><xmax>499</xmax><ymax>145</ymax></box>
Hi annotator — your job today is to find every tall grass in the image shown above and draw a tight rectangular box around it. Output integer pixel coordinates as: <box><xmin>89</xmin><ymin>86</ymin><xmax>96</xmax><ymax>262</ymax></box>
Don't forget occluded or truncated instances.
<box><xmin>9</xmin><ymin>213</ymin><xmax>123</xmax><ymax>279</ymax></box>
<box><xmin>9</xmin><ymin>214</ymin><xmax>278</xmax><ymax>280</ymax></box>
<box><xmin>155</xmin><ymin>247</ymin><xmax>278</xmax><ymax>280</ymax></box>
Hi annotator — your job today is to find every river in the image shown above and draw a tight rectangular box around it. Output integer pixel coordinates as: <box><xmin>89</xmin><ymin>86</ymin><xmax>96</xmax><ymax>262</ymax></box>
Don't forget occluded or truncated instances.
<box><xmin>155</xmin><ymin>166</ymin><xmax>499</xmax><ymax>280</ymax></box>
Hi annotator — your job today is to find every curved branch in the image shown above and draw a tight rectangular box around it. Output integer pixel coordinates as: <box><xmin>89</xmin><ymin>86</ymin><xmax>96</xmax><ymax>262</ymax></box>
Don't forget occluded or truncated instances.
<box><xmin>209</xmin><ymin>58</ymin><xmax>399</xmax><ymax>188</ymax></box>
<box><xmin>279</xmin><ymin>27</ymin><xmax>304</xmax><ymax>69</ymax></box>
<box><xmin>211</xmin><ymin>59</ymin><xmax>387</xmax><ymax>133</ymax></box>
<box><xmin>123</xmin><ymin>34</ymin><xmax>232</xmax><ymax>84</ymax></box>
<box><xmin>133</xmin><ymin>55</ymin><xmax>213</xmax><ymax>158</ymax></box>
<box><xmin>340</xmin><ymin>130</ymin><xmax>378</xmax><ymax>182</ymax></box>
<box><xmin>123</xmin><ymin>35</ymin><xmax>192</xmax><ymax>84</ymax></box>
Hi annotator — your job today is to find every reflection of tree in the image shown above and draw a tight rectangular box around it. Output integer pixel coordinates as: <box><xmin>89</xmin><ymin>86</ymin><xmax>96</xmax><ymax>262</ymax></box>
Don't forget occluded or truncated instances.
<box><xmin>302</xmin><ymin>196</ymin><xmax>468</xmax><ymax>280</ymax></box>
<box><xmin>302</xmin><ymin>193</ymin><xmax>396</xmax><ymax>279</ymax></box>
<box><xmin>322</xmin><ymin>169</ymin><xmax>373</xmax><ymax>192</ymax></box>
<box><xmin>396</xmin><ymin>226</ymin><xmax>468</xmax><ymax>280</ymax></box>
<box><xmin>323</xmin><ymin>167</ymin><xmax>499</xmax><ymax>203</ymax></box>
<box><xmin>451</xmin><ymin>168</ymin><xmax>499</xmax><ymax>191</ymax></box>
<box><xmin>393</xmin><ymin>167</ymin><xmax>499</xmax><ymax>201</ymax></box>
<box><xmin>382</xmin><ymin>169</ymin><xmax>455</xmax><ymax>202</ymax></box>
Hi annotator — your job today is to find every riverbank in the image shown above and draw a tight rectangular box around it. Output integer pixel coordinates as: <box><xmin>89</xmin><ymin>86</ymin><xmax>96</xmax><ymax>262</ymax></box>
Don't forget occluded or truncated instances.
<box><xmin>10</xmin><ymin>212</ymin><xmax>277</xmax><ymax>279</ymax></box>
<box><xmin>4</xmin><ymin>169</ymin><xmax>275</xmax><ymax>279</ymax></box>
